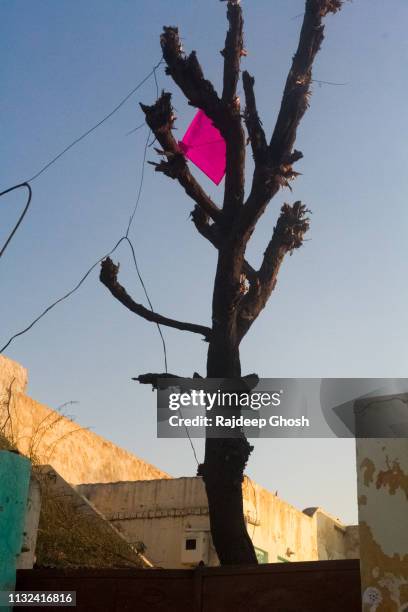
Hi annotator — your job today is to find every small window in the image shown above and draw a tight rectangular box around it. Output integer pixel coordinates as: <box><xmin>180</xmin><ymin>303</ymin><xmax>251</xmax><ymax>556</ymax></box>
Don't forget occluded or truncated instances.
<box><xmin>185</xmin><ymin>538</ymin><xmax>197</xmax><ymax>550</ymax></box>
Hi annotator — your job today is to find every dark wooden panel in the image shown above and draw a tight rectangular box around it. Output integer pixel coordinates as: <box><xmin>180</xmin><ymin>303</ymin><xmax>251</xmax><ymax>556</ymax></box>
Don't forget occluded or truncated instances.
<box><xmin>16</xmin><ymin>560</ymin><xmax>361</xmax><ymax>612</ymax></box>
<box><xmin>200</xmin><ymin>560</ymin><xmax>362</xmax><ymax>612</ymax></box>
<box><xmin>16</xmin><ymin>569</ymin><xmax>193</xmax><ymax>612</ymax></box>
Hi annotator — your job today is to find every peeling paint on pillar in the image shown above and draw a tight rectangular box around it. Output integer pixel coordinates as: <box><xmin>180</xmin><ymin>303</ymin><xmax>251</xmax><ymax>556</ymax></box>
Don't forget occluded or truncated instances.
<box><xmin>356</xmin><ymin>396</ymin><xmax>408</xmax><ymax>611</ymax></box>
<box><xmin>0</xmin><ymin>450</ymin><xmax>31</xmax><ymax>610</ymax></box>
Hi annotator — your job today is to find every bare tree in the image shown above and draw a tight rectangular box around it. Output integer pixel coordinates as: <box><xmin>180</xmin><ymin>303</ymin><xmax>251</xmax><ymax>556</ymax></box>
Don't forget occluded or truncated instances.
<box><xmin>100</xmin><ymin>0</ymin><xmax>345</xmax><ymax>565</ymax></box>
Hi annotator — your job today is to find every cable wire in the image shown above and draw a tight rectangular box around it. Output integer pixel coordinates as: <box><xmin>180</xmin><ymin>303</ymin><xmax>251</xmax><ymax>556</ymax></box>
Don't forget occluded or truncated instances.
<box><xmin>126</xmin><ymin>61</ymin><xmax>200</xmax><ymax>468</ymax></box>
<box><xmin>26</xmin><ymin>58</ymin><xmax>163</xmax><ymax>184</ymax></box>
<box><xmin>312</xmin><ymin>79</ymin><xmax>347</xmax><ymax>86</ymax></box>
<box><xmin>0</xmin><ymin>183</ymin><xmax>32</xmax><ymax>259</ymax></box>
<box><xmin>124</xmin><ymin>236</ymin><xmax>168</xmax><ymax>373</ymax></box>
<box><xmin>126</xmin><ymin>126</ymin><xmax>151</xmax><ymax>237</ymax></box>
<box><xmin>132</xmin><ymin>61</ymin><xmax>198</xmax><ymax>464</ymax></box>
<box><xmin>126</xmin><ymin>122</ymin><xmax>146</xmax><ymax>137</ymax></box>
<box><xmin>1</xmin><ymin>56</ymin><xmax>198</xmax><ymax>465</ymax></box>
<box><xmin>178</xmin><ymin>404</ymin><xmax>200</xmax><ymax>466</ymax></box>
<box><xmin>1</xmin><ymin>70</ymin><xmax>168</xmax><ymax>371</ymax></box>
<box><xmin>0</xmin><ymin>126</ymin><xmax>166</xmax><ymax>367</ymax></box>
<box><xmin>0</xmin><ymin>131</ymin><xmax>168</xmax><ymax>369</ymax></box>
<box><xmin>123</xmin><ymin>64</ymin><xmax>170</xmax><ymax>376</ymax></box>
<box><xmin>0</xmin><ymin>236</ymin><xmax>126</xmax><ymax>354</ymax></box>
<box><xmin>0</xmin><ymin>59</ymin><xmax>163</xmax><ymax>263</ymax></box>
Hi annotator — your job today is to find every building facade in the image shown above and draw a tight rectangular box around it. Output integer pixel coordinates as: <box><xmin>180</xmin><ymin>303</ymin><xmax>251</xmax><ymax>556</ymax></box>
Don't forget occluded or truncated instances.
<box><xmin>79</xmin><ymin>476</ymin><xmax>359</xmax><ymax>568</ymax></box>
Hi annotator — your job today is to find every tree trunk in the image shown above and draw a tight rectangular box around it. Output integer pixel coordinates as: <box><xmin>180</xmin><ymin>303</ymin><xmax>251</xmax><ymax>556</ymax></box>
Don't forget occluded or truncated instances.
<box><xmin>202</xmin><ymin>336</ymin><xmax>257</xmax><ymax>565</ymax></box>
<box><xmin>201</xmin><ymin>249</ymin><xmax>258</xmax><ymax>565</ymax></box>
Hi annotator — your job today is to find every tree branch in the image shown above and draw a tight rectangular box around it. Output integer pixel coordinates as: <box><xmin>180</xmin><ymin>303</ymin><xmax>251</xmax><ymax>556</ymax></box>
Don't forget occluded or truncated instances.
<box><xmin>133</xmin><ymin>373</ymin><xmax>180</xmax><ymax>390</ymax></box>
<box><xmin>233</xmin><ymin>0</ymin><xmax>342</xmax><ymax>242</ymax></box>
<box><xmin>222</xmin><ymin>0</ymin><xmax>244</xmax><ymax>105</ymax></box>
<box><xmin>242</xmin><ymin>71</ymin><xmax>267</xmax><ymax>165</ymax></box>
<box><xmin>269</xmin><ymin>0</ymin><xmax>344</xmax><ymax>161</ymax></box>
<box><xmin>236</xmin><ymin>150</ymin><xmax>303</xmax><ymax>244</ymax></box>
<box><xmin>141</xmin><ymin>93</ymin><xmax>222</xmax><ymax>224</ymax></box>
<box><xmin>133</xmin><ymin>371</ymin><xmax>202</xmax><ymax>390</ymax></box>
<box><xmin>133</xmin><ymin>371</ymin><xmax>258</xmax><ymax>391</ymax></box>
<box><xmin>160</xmin><ymin>26</ymin><xmax>222</xmax><ymax>122</ymax></box>
<box><xmin>190</xmin><ymin>206</ymin><xmax>219</xmax><ymax>247</ymax></box>
<box><xmin>238</xmin><ymin>201</ymin><xmax>310</xmax><ymax>338</ymax></box>
<box><xmin>100</xmin><ymin>257</ymin><xmax>212</xmax><ymax>340</ymax></box>
<box><xmin>161</xmin><ymin>14</ymin><xmax>246</xmax><ymax>220</ymax></box>
<box><xmin>258</xmin><ymin>201</ymin><xmax>310</xmax><ymax>284</ymax></box>
<box><xmin>220</xmin><ymin>1</ymin><xmax>246</xmax><ymax>218</ymax></box>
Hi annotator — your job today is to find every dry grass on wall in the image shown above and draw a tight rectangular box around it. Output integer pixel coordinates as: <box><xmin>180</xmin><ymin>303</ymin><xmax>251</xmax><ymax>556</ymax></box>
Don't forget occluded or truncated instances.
<box><xmin>0</xmin><ymin>384</ymin><xmax>85</xmax><ymax>466</ymax></box>
<box><xmin>34</xmin><ymin>470</ymin><xmax>147</xmax><ymax>569</ymax></box>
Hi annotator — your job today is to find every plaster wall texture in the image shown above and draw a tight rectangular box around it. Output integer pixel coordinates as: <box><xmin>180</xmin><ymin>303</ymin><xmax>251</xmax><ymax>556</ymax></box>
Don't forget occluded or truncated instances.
<box><xmin>0</xmin><ymin>355</ymin><xmax>28</xmax><ymax>394</ymax></box>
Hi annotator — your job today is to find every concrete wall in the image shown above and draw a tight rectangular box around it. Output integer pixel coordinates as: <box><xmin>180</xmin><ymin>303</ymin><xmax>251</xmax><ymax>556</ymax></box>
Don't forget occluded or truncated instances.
<box><xmin>0</xmin><ymin>356</ymin><xmax>169</xmax><ymax>485</ymax></box>
<box><xmin>78</xmin><ymin>477</ymin><xmax>216</xmax><ymax>567</ymax></box>
<box><xmin>304</xmin><ymin>506</ymin><xmax>360</xmax><ymax>561</ymax></box>
<box><xmin>243</xmin><ymin>477</ymin><xmax>317</xmax><ymax>563</ymax></box>
<box><xmin>79</xmin><ymin>476</ymin><xmax>360</xmax><ymax>569</ymax></box>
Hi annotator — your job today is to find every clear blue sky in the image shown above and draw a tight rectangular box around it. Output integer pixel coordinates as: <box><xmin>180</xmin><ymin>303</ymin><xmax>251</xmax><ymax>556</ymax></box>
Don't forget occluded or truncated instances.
<box><xmin>2</xmin><ymin>0</ymin><xmax>408</xmax><ymax>525</ymax></box>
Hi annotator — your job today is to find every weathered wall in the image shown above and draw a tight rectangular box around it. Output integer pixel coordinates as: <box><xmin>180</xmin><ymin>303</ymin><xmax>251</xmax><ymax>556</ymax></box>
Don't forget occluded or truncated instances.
<box><xmin>303</xmin><ymin>507</ymin><xmax>360</xmax><ymax>561</ymax></box>
<box><xmin>345</xmin><ymin>525</ymin><xmax>360</xmax><ymax>560</ymax></box>
<box><xmin>0</xmin><ymin>451</ymin><xmax>31</xmax><ymax>599</ymax></box>
<box><xmin>78</xmin><ymin>478</ymin><xmax>218</xmax><ymax>567</ymax></box>
<box><xmin>0</xmin><ymin>356</ymin><xmax>169</xmax><ymax>485</ymax></box>
<box><xmin>16</xmin><ymin>475</ymin><xmax>41</xmax><ymax>570</ymax></box>
<box><xmin>357</xmin><ymin>435</ymin><xmax>408</xmax><ymax>611</ymax></box>
<box><xmin>243</xmin><ymin>477</ymin><xmax>317</xmax><ymax>563</ymax></box>
<box><xmin>79</xmin><ymin>476</ymin><xmax>359</xmax><ymax>569</ymax></box>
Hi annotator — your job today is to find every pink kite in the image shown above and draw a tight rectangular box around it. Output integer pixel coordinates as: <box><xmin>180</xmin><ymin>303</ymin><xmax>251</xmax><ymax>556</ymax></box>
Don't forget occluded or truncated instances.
<box><xmin>179</xmin><ymin>110</ymin><xmax>226</xmax><ymax>185</ymax></box>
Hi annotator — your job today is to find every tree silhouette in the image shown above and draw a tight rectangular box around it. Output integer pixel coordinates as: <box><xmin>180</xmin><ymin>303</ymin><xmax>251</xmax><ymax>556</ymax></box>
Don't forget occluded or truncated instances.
<box><xmin>100</xmin><ymin>0</ymin><xmax>345</xmax><ymax>565</ymax></box>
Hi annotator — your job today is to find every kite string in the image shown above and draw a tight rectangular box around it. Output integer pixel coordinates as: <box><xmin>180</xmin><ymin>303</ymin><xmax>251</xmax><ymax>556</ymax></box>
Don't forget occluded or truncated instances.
<box><xmin>0</xmin><ymin>236</ymin><xmax>126</xmax><ymax>353</ymax></box>
<box><xmin>26</xmin><ymin>57</ymin><xmax>163</xmax><ymax>185</ymax></box>
<box><xmin>0</xmin><ymin>126</ymin><xmax>168</xmax><ymax>371</ymax></box>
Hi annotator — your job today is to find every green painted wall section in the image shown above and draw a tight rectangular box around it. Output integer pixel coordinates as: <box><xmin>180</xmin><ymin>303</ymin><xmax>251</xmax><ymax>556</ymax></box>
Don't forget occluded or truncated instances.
<box><xmin>0</xmin><ymin>451</ymin><xmax>31</xmax><ymax>607</ymax></box>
